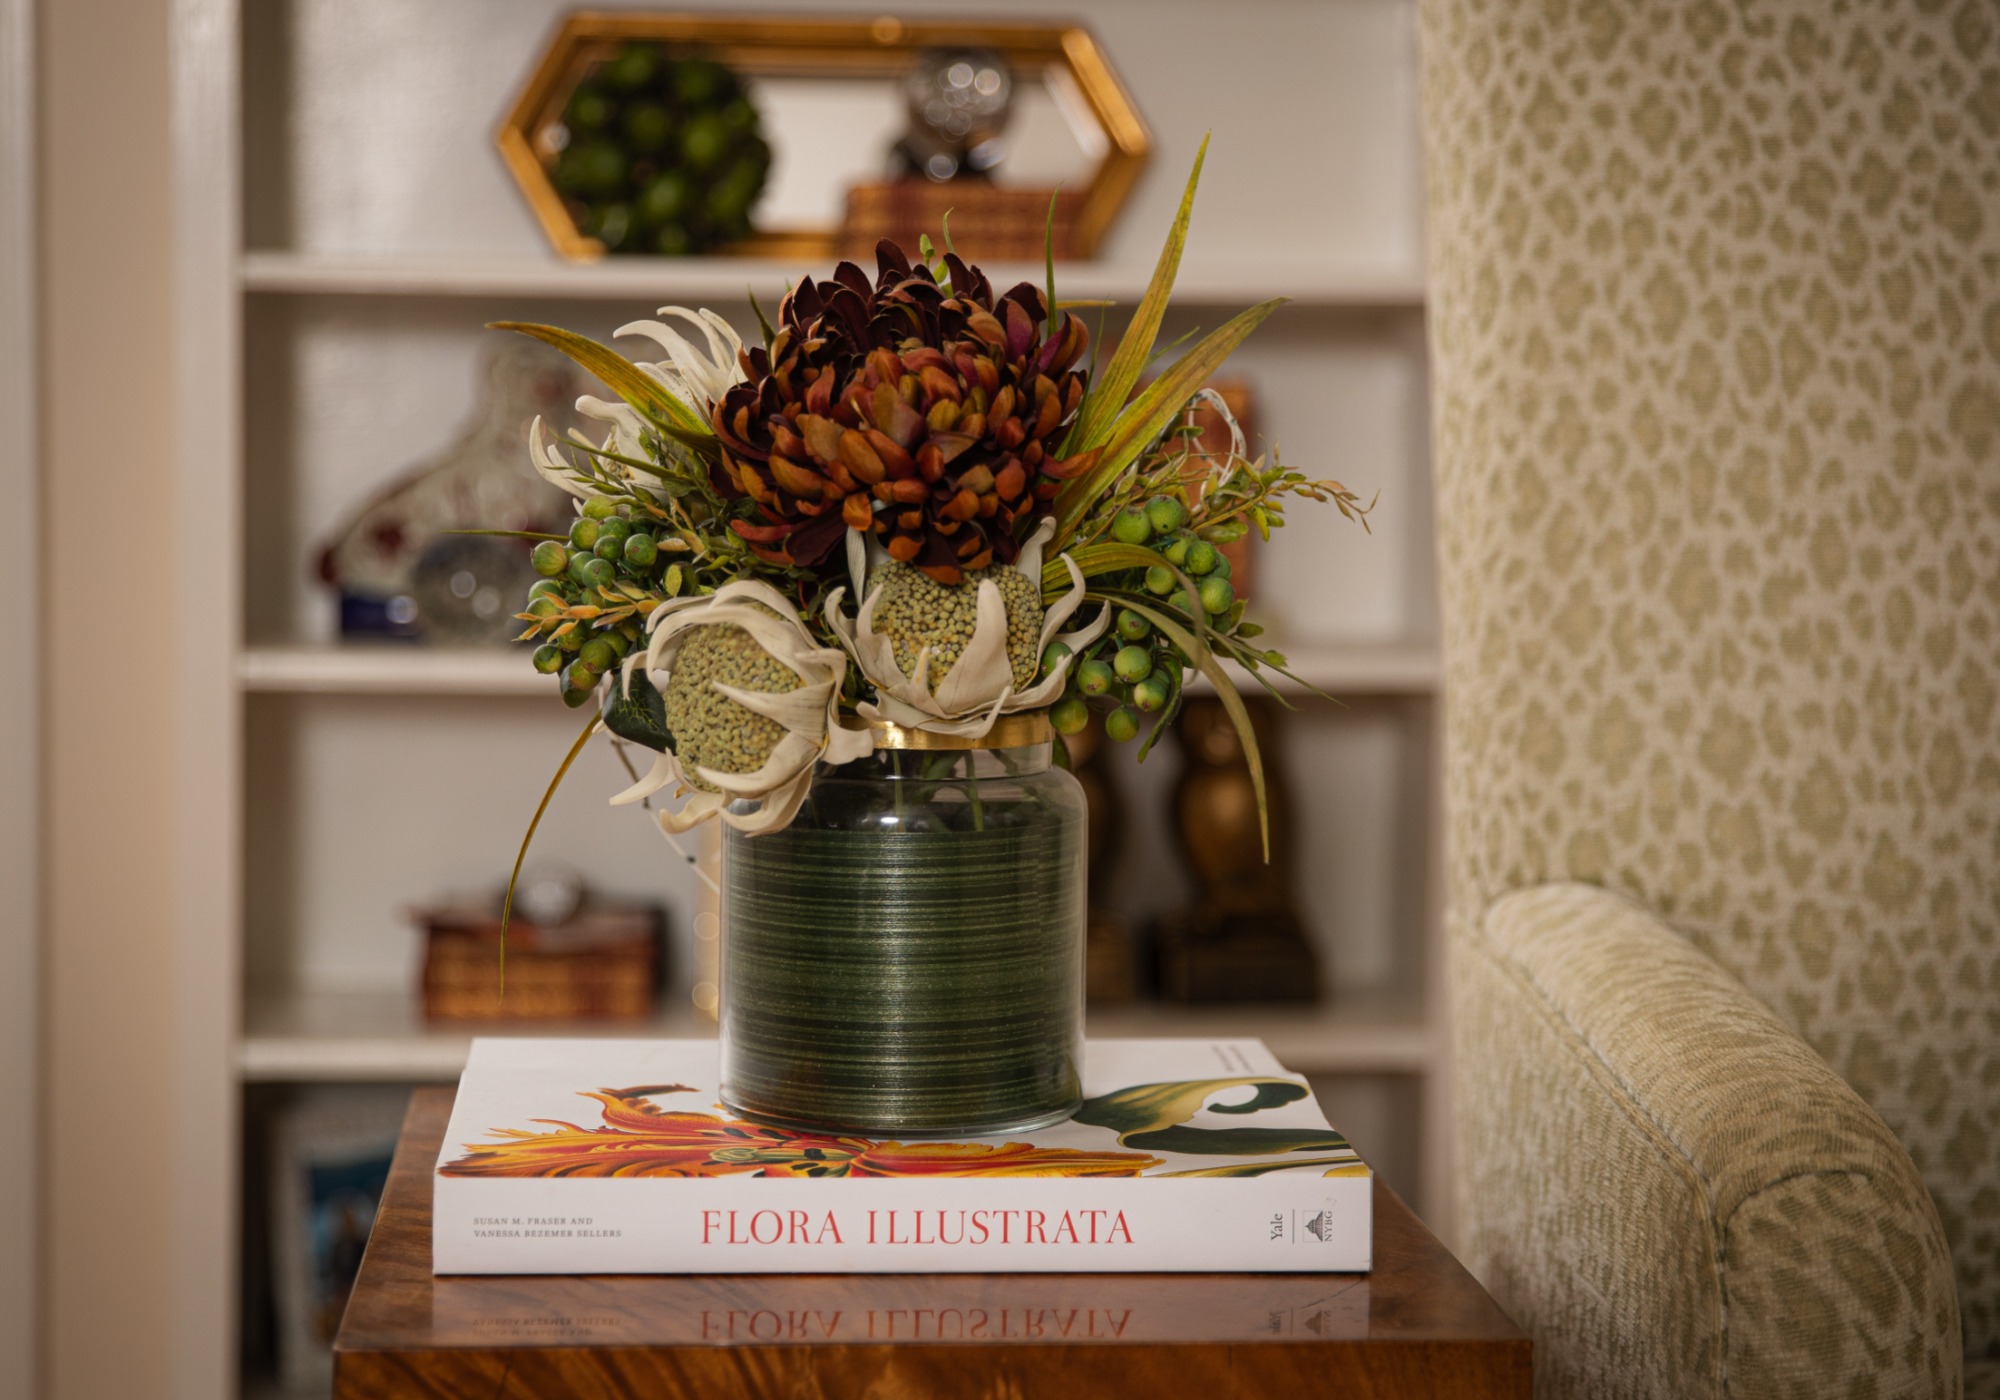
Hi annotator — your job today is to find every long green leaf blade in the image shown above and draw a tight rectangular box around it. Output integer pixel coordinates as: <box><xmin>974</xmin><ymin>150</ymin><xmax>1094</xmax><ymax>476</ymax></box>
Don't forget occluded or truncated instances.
<box><xmin>491</xmin><ymin>321</ymin><xmax>714</xmax><ymax>440</ymax></box>
<box><xmin>1063</xmin><ymin>135</ymin><xmax>1210</xmax><ymax>454</ymax></box>
<box><xmin>1041</xmin><ymin>541</ymin><xmax>1179</xmax><ymax>591</ymax></box>
<box><xmin>1053</xmin><ymin>297</ymin><xmax>1285</xmax><ymax>546</ymax></box>
<box><xmin>498</xmin><ymin>712</ymin><xmax>602</xmax><ymax>996</ymax></box>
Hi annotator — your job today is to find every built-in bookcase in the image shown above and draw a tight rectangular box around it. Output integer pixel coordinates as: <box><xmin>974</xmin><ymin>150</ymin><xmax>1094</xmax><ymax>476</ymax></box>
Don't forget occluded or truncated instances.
<box><xmin>174</xmin><ymin>2</ymin><xmax>1440</xmax><ymax>1393</ymax></box>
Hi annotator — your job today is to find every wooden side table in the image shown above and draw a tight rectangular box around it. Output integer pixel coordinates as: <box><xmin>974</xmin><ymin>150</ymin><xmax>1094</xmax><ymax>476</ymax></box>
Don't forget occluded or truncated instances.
<box><xmin>335</xmin><ymin>1089</ymin><xmax>1529</xmax><ymax>1398</ymax></box>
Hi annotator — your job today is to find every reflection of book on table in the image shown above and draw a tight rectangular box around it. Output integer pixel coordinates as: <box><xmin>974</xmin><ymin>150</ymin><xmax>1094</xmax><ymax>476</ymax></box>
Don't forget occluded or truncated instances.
<box><xmin>430</xmin><ymin>1271</ymin><xmax>1374</xmax><ymax>1345</ymax></box>
<box><xmin>434</xmin><ymin>1038</ymin><xmax>1371</xmax><ymax>1275</ymax></box>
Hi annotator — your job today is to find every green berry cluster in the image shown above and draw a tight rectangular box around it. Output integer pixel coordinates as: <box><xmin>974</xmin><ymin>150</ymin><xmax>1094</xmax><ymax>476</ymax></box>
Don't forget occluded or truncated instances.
<box><xmin>870</xmin><ymin>562</ymin><xmax>1043</xmax><ymax>690</ymax></box>
<box><xmin>520</xmin><ymin>497</ymin><xmax>692</xmax><ymax>708</ymax></box>
<box><xmin>1048</xmin><ymin>494</ymin><xmax>1239</xmax><ymax>744</ymax></box>
<box><xmin>550</xmin><ymin>42</ymin><xmax>771</xmax><ymax>256</ymax></box>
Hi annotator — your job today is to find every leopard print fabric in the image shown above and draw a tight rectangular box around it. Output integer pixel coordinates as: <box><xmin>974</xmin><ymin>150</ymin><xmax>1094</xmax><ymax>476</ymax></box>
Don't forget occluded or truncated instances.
<box><xmin>1418</xmin><ymin>0</ymin><xmax>2000</xmax><ymax>1367</ymax></box>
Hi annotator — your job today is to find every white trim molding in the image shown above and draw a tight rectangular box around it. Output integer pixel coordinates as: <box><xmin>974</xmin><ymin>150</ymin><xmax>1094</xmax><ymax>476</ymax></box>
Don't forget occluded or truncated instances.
<box><xmin>0</xmin><ymin>0</ymin><xmax>39</xmax><ymax>1392</ymax></box>
<box><xmin>171</xmin><ymin>0</ymin><xmax>243</xmax><ymax>1396</ymax></box>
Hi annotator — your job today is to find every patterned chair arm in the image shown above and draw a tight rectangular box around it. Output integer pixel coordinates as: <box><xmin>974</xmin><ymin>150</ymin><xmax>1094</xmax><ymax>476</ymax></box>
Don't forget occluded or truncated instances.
<box><xmin>1453</xmin><ymin>883</ymin><xmax>1961</xmax><ymax>1399</ymax></box>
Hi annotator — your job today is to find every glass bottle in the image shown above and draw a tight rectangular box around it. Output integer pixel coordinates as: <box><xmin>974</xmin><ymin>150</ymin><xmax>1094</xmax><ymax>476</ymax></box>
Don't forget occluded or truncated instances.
<box><xmin>720</xmin><ymin>713</ymin><xmax>1086</xmax><ymax>1137</ymax></box>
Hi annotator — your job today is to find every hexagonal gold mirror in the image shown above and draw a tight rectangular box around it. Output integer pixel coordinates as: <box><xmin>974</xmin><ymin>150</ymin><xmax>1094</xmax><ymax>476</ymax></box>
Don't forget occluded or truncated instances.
<box><xmin>499</xmin><ymin>13</ymin><xmax>1150</xmax><ymax>262</ymax></box>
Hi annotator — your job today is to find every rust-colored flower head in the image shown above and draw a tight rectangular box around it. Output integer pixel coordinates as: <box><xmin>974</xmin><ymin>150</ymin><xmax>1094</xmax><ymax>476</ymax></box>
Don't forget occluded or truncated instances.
<box><xmin>712</xmin><ymin>241</ymin><xmax>1097</xmax><ymax>583</ymax></box>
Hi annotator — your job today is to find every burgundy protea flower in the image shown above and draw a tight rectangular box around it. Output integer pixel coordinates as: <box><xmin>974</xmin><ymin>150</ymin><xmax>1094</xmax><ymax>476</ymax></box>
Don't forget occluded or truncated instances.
<box><xmin>711</xmin><ymin>241</ymin><xmax>1098</xmax><ymax>583</ymax></box>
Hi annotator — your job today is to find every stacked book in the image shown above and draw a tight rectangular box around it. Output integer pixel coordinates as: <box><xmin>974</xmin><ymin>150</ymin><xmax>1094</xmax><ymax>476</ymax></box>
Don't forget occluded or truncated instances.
<box><xmin>434</xmin><ymin>1038</ymin><xmax>1372</xmax><ymax>1274</ymax></box>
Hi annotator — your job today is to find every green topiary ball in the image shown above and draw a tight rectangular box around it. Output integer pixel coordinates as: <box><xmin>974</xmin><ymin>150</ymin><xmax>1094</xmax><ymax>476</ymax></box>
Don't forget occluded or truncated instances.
<box><xmin>551</xmin><ymin>42</ymin><xmax>771</xmax><ymax>256</ymax></box>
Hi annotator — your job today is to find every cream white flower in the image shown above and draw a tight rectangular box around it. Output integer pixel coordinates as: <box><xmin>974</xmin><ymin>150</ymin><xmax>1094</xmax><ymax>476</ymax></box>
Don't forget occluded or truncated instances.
<box><xmin>611</xmin><ymin>580</ymin><xmax>871</xmax><ymax>835</ymax></box>
<box><xmin>529</xmin><ymin>305</ymin><xmax>745</xmax><ymax>502</ymax></box>
<box><xmin>824</xmin><ymin>518</ymin><xmax>1111</xmax><ymax>738</ymax></box>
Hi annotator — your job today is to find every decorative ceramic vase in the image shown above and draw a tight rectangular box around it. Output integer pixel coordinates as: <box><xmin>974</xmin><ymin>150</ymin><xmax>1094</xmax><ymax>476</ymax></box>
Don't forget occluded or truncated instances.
<box><xmin>719</xmin><ymin>713</ymin><xmax>1086</xmax><ymax>1137</ymax></box>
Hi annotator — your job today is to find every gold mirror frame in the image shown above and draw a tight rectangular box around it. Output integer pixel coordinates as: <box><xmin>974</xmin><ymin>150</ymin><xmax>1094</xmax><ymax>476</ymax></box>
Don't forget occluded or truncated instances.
<box><xmin>499</xmin><ymin>12</ymin><xmax>1151</xmax><ymax>263</ymax></box>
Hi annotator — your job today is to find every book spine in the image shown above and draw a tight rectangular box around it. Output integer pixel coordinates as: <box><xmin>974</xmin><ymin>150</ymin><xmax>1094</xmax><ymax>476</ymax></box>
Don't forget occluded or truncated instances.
<box><xmin>433</xmin><ymin>1173</ymin><xmax>1371</xmax><ymax>1275</ymax></box>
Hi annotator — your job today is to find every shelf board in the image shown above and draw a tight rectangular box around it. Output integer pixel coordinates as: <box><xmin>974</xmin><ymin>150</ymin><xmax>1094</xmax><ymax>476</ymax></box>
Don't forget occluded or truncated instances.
<box><xmin>1199</xmin><ymin>640</ymin><xmax>1442</xmax><ymax>698</ymax></box>
<box><xmin>239</xmin><ymin>989</ymin><xmax>716</xmax><ymax>1083</ymax></box>
<box><xmin>1091</xmin><ymin>997</ymin><xmax>1436</xmax><ymax>1075</ymax></box>
<box><xmin>238</xmin><ymin>640</ymin><xmax>1439</xmax><ymax>699</ymax></box>
<box><xmin>239</xmin><ymin>644</ymin><xmax>544</xmax><ymax>695</ymax></box>
<box><xmin>239</xmin><ymin>250</ymin><xmax>1426</xmax><ymax>310</ymax></box>
<box><xmin>239</xmin><ymin>987</ymin><xmax>1434</xmax><ymax>1083</ymax></box>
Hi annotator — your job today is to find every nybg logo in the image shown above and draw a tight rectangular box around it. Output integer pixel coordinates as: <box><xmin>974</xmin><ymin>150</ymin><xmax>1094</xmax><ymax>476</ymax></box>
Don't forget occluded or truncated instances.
<box><xmin>1303</xmin><ymin>1208</ymin><xmax>1332</xmax><ymax>1242</ymax></box>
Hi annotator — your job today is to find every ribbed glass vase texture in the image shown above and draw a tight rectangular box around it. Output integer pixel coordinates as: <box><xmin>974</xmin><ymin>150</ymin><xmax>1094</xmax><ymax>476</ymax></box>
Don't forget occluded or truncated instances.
<box><xmin>720</xmin><ymin>735</ymin><xmax>1086</xmax><ymax>1137</ymax></box>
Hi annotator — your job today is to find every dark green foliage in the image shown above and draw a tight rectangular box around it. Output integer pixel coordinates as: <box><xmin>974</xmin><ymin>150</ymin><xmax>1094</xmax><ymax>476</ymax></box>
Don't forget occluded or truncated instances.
<box><xmin>550</xmin><ymin>43</ymin><xmax>771</xmax><ymax>255</ymax></box>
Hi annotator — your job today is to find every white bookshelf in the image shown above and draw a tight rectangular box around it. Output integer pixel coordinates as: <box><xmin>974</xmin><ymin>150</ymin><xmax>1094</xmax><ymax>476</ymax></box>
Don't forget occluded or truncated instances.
<box><xmin>175</xmin><ymin>3</ymin><xmax>1442</xmax><ymax>1395</ymax></box>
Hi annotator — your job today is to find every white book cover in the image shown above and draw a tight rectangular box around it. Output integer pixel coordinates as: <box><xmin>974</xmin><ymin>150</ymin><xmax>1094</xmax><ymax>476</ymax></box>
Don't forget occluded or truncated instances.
<box><xmin>434</xmin><ymin>1037</ymin><xmax>1372</xmax><ymax>1275</ymax></box>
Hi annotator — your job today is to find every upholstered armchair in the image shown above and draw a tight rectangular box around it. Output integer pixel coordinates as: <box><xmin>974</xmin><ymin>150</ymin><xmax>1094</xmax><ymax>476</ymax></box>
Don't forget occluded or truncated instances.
<box><xmin>1417</xmin><ymin>1</ymin><xmax>1997</xmax><ymax>1395</ymax></box>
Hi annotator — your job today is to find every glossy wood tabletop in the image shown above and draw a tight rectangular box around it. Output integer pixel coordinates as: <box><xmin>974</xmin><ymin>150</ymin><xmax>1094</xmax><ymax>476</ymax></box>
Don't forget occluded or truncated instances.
<box><xmin>334</xmin><ymin>1088</ymin><xmax>1528</xmax><ymax>1399</ymax></box>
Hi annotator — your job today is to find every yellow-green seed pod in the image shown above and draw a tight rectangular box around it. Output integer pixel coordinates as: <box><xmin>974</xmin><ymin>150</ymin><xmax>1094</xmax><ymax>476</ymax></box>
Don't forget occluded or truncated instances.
<box><xmin>661</xmin><ymin>618</ymin><xmax>802</xmax><ymax>792</ymax></box>
<box><xmin>870</xmin><ymin>562</ymin><xmax>1044</xmax><ymax>690</ymax></box>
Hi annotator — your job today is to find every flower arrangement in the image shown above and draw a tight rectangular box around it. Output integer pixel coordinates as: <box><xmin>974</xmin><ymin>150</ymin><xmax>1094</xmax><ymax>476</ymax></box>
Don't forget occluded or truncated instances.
<box><xmin>490</xmin><ymin>144</ymin><xmax>1371</xmax><ymax>909</ymax></box>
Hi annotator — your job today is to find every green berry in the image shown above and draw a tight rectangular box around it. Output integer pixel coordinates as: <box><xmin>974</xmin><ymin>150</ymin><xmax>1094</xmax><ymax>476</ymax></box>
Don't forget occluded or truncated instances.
<box><xmin>526</xmin><ymin>595</ymin><xmax>561</xmax><ymax>620</ymax></box>
<box><xmin>1110</xmin><ymin>504</ymin><xmax>1152</xmax><ymax>545</ymax></box>
<box><xmin>597</xmin><ymin>518</ymin><xmax>631</xmax><ymax>545</ymax></box>
<box><xmin>1162</xmin><ymin>534</ymin><xmax>1192</xmax><ymax>567</ymax></box>
<box><xmin>594</xmin><ymin>535</ymin><xmax>624</xmax><ymax>562</ymax></box>
<box><xmin>623</xmin><ymin>101</ymin><xmax>673</xmax><ymax>154</ymax></box>
<box><xmin>623</xmin><ymin>533</ymin><xmax>658</xmax><ymax>569</ymax></box>
<box><xmin>1104</xmin><ymin>707</ymin><xmax>1140</xmax><ymax>743</ymax></box>
<box><xmin>560</xmin><ymin>679</ymin><xmax>597</xmax><ymax>708</ymax></box>
<box><xmin>563</xmin><ymin>142</ymin><xmax>627</xmax><ymax>198</ymax></box>
<box><xmin>679</xmin><ymin>111</ymin><xmax>731</xmax><ymax>171</ymax></box>
<box><xmin>1076</xmin><ymin>658</ymin><xmax>1115</xmax><ymax>696</ymax></box>
<box><xmin>557</xmin><ymin>626</ymin><xmax>584</xmax><ymax>654</ymax></box>
<box><xmin>603</xmin><ymin>42</ymin><xmax>660</xmax><ymax>93</ymax></box>
<box><xmin>1198</xmin><ymin>576</ymin><xmax>1236</xmax><ymax>616</ymax></box>
<box><xmin>1146</xmin><ymin>497</ymin><xmax>1189</xmax><ymax>533</ymax></box>
<box><xmin>529</xmin><ymin>577</ymin><xmax>564</xmax><ymax>600</ymax></box>
<box><xmin>1132</xmin><ymin>675</ymin><xmax>1171</xmax><ymax>712</ymax></box>
<box><xmin>579</xmin><ymin>637</ymin><xmax>618</xmax><ymax>673</ymax></box>
<box><xmin>569</xmin><ymin>517</ymin><xmax>602</xmax><ymax>551</ymax></box>
<box><xmin>1184</xmin><ymin>540</ymin><xmax>1220</xmax><ymax>576</ymax></box>
<box><xmin>531</xmin><ymin>644</ymin><xmax>564</xmax><ymax>674</ymax></box>
<box><xmin>1208</xmin><ymin>550</ymin><xmax>1233</xmax><ymax>581</ymax></box>
<box><xmin>1144</xmin><ymin>565</ymin><xmax>1177</xmax><ymax>596</ymax></box>
<box><xmin>1050</xmin><ymin>693</ymin><xmax>1090</xmax><ymax>734</ymax></box>
<box><xmin>581</xmin><ymin>557</ymin><xmax>615</xmax><ymax>590</ymax></box>
<box><xmin>637</xmin><ymin>171</ymin><xmax>693</xmax><ymax>226</ymax></box>
<box><xmin>1041</xmin><ymin>639</ymin><xmax>1072</xmax><ymax>674</ymax></box>
<box><xmin>562</xmin><ymin>659</ymin><xmax>601</xmax><ymax>697</ymax></box>
<box><xmin>591</xmin><ymin>203</ymin><xmax>634</xmax><ymax>252</ymax></box>
<box><xmin>565</xmin><ymin>84</ymin><xmax>613</xmax><ymax>133</ymax></box>
<box><xmin>582</xmin><ymin>498</ymin><xmax>618</xmax><ymax>521</ymax></box>
<box><xmin>531</xmin><ymin>541</ymin><xmax>569</xmax><ymax>577</ymax></box>
<box><xmin>601</xmin><ymin>630</ymin><xmax>632</xmax><ymax>658</ymax></box>
<box><xmin>1113</xmin><ymin>645</ymin><xmax>1153</xmax><ymax>683</ymax></box>
<box><xmin>1116</xmin><ymin>608</ymin><xmax>1150</xmax><ymax>643</ymax></box>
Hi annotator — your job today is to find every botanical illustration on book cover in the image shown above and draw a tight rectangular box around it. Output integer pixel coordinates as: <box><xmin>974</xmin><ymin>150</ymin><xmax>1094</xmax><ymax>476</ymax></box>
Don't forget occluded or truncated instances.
<box><xmin>441</xmin><ymin>1074</ymin><xmax>1371</xmax><ymax>1181</ymax></box>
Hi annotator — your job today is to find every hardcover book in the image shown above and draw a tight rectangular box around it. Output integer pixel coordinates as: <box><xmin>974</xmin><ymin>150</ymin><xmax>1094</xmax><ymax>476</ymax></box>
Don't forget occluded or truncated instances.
<box><xmin>434</xmin><ymin>1038</ymin><xmax>1372</xmax><ymax>1275</ymax></box>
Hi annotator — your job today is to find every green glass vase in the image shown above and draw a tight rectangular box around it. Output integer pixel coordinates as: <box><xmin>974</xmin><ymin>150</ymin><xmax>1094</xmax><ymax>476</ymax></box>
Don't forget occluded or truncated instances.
<box><xmin>719</xmin><ymin>716</ymin><xmax>1086</xmax><ymax>1137</ymax></box>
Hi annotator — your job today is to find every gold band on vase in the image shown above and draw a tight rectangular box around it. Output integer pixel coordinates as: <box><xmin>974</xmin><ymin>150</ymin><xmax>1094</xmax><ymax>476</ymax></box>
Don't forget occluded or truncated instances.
<box><xmin>865</xmin><ymin>711</ymin><xmax>1054</xmax><ymax>751</ymax></box>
